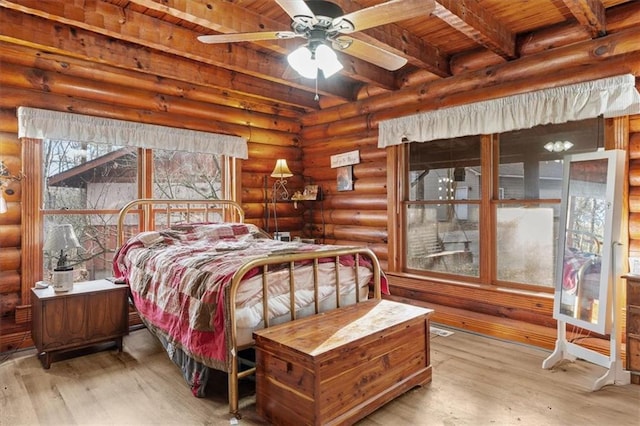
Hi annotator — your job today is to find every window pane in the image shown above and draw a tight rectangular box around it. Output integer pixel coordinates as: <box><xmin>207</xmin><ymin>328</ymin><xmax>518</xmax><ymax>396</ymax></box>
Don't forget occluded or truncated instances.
<box><xmin>406</xmin><ymin>136</ymin><xmax>480</xmax><ymax>277</ymax></box>
<box><xmin>496</xmin><ymin>117</ymin><xmax>603</xmax><ymax>288</ymax></box>
<box><xmin>408</xmin><ymin>135</ymin><xmax>481</xmax><ymax>201</ymax></box>
<box><xmin>406</xmin><ymin>204</ymin><xmax>479</xmax><ymax>277</ymax></box>
<box><xmin>496</xmin><ymin>204</ymin><xmax>560</xmax><ymax>288</ymax></box>
<box><xmin>44</xmin><ymin>141</ymin><xmax>137</xmax><ymax>210</ymax></box>
<box><xmin>499</xmin><ymin>118</ymin><xmax>603</xmax><ymax>200</ymax></box>
<box><xmin>153</xmin><ymin>150</ymin><xmax>223</xmax><ymax>199</ymax></box>
<box><xmin>152</xmin><ymin>150</ymin><xmax>225</xmax><ymax>223</ymax></box>
<box><xmin>43</xmin><ymin>140</ymin><xmax>139</xmax><ymax>281</ymax></box>
<box><xmin>43</xmin><ymin>213</ymin><xmax>130</xmax><ymax>281</ymax></box>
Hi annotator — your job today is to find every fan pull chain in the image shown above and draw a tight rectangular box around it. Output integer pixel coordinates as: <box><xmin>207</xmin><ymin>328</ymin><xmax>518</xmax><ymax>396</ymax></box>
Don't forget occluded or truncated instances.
<box><xmin>314</xmin><ymin>74</ymin><xmax>319</xmax><ymax>102</ymax></box>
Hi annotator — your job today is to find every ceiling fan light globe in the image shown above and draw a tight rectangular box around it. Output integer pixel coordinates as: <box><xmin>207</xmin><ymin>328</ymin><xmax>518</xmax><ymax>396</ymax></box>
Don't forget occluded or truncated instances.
<box><xmin>320</xmin><ymin>61</ymin><xmax>343</xmax><ymax>78</ymax></box>
<box><xmin>287</xmin><ymin>45</ymin><xmax>311</xmax><ymax>69</ymax></box>
<box><xmin>298</xmin><ymin>60</ymin><xmax>319</xmax><ymax>79</ymax></box>
<box><xmin>315</xmin><ymin>44</ymin><xmax>343</xmax><ymax>78</ymax></box>
<box><xmin>287</xmin><ymin>46</ymin><xmax>318</xmax><ymax>79</ymax></box>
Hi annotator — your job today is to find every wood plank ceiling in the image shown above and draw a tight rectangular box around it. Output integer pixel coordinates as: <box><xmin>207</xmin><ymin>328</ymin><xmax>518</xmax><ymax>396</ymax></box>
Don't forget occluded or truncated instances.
<box><xmin>0</xmin><ymin>0</ymin><xmax>636</xmax><ymax>115</ymax></box>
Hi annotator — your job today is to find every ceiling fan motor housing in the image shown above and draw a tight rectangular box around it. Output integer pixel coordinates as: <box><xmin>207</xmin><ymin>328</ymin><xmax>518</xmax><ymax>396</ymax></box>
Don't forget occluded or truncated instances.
<box><xmin>292</xmin><ymin>1</ymin><xmax>354</xmax><ymax>37</ymax></box>
<box><xmin>306</xmin><ymin>1</ymin><xmax>344</xmax><ymax>20</ymax></box>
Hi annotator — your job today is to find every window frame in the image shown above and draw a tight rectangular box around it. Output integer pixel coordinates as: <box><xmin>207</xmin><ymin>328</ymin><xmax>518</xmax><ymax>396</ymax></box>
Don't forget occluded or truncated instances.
<box><xmin>403</xmin><ymin>134</ymin><xmax>484</xmax><ymax>279</ymax></box>
<box><xmin>24</xmin><ymin>144</ymin><xmax>234</xmax><ymax>286</ymax></box>
<box><xmin>390</xmin><ymin>117</ymin><xmax>623</xmax><ymax>293</ymax></box>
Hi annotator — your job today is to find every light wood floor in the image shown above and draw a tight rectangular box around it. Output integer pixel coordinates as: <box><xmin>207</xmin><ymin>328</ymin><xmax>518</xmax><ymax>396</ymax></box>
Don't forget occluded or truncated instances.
<box><xmin>1</xmin><ymin>326</ymin><xmax>638</xmax><ymax>426</ymax></box>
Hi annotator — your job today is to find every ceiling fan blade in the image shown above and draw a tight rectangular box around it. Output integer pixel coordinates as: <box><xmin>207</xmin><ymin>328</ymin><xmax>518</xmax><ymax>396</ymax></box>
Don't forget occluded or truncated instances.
<box><xmin>275</xmin><ymin>0</ymin><xmax>318</xmax><ymax>27</ymax></box>
<box><xmin>197</xmin><ymin>31</ymin><xmax>298</xmax><ymax>44</ymax></box>
<box><xmin>334</xmin><ymin>0</ymin><xmax>434</xmax><ymax>33</ymax></box>
<box><xmin>334</xmin><ymin>37</ymin><xmax>407</xmax><ymax>71</ymax></box>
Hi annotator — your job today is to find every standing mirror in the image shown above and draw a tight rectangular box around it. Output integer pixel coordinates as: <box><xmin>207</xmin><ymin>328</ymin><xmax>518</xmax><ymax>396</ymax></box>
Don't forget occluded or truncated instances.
<box><xmin>554</xmin><ymin>150</ymin><xmax>624</xmax><ymax>335</ymax></box>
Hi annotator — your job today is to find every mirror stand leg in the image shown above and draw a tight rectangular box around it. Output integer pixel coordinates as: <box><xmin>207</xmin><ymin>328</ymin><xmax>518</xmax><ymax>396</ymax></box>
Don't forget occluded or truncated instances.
<box><xmin>542</xmin><ymin>320</ymin><xmax>576</xmax><ymax>369</ymax></box>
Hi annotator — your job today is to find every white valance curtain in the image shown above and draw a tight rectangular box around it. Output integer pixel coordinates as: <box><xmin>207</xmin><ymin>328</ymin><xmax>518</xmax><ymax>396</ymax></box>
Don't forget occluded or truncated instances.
<box><xmin>17</xmin><ymin>107</ymin><xmax>248</xmax><ymax>159</ymax></box>
<box><xmin>378</xmin><ymin>74</ymin><xmax>640</xmax><ymax>148</ymax></box>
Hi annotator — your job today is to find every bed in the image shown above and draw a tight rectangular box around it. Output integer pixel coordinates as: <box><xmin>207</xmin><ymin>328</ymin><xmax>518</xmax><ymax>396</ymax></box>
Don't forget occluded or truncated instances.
<box><xmin>112</xmin><ymin>199</ymin><xmax>385</xmax><ymax>416</ymax></box>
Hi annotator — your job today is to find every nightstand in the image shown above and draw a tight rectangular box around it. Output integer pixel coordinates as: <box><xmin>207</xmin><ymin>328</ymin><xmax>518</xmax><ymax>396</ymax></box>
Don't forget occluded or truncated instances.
<box><xmin>31</xmin><ymin>279</ymin><xmax>129</xmax><ymax>368</ymax></box>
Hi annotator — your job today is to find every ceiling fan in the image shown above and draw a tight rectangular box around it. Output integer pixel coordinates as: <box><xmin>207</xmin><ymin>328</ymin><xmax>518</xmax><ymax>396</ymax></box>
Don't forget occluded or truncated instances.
<box><xmin>197</xmin><ymin>0</ymin><xmax>426</xmax><ymax>79</ymax></box>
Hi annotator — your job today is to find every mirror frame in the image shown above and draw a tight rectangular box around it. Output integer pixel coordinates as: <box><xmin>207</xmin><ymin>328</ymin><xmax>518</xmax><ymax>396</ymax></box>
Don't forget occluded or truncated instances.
<box><xmin>553</xmin><ymin>149</ymin><xmax>624</xmax><ymax>335</ymax></box>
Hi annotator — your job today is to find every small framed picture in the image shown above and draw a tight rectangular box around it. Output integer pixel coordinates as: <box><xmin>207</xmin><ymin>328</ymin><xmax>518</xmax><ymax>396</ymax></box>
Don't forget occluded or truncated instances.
<box><xmin>337</xmin><ymin>166</ymin><xmax>353</xmax><ymax>191</ymax></box>
<box><xmin>303</xmin><ymin>184</ymin><xmax>318</xmax><ymax>200</ymax></box>
<box><xmin>630</xmin><ymin>257</ymin><xmax>640</xmax><ymax>275</ymax></box>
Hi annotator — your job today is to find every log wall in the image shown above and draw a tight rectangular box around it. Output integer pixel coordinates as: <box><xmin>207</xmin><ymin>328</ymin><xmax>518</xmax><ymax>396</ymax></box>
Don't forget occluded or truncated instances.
<box><xmin>0</xmin><ymin>45</ymin><xmax>304</xmax><ymax>351</ymax></box>
<box><xmin>629</xmin><ymin>115</ymin><xmax>640</xmax><ymax>257</ymax></box>
<box><xmin>300</xmin><ymin>25</ymin><xmax>640</xmax><ymax>348</ymax></box>
<box><xmin>0</xmin><ymin>129</ymin><xmax>21</xmax><ymax>322</ymax></box>
<box><xmin>298</xmin><ymin>132</ymin><xmax>389</xmax><ymax>269</ymax></box>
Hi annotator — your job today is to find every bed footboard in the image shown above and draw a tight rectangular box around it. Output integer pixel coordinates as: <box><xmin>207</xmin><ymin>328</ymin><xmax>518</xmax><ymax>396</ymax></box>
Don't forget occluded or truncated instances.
<box><xmin>225</xmin><ymin>247</ymin><xmax>382</xmax><ymax>417</ymax></box>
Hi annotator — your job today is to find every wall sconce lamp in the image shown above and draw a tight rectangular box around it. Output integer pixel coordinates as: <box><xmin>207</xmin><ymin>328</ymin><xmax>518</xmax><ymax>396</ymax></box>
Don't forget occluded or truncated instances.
<box><xmin>544</xmin><ymin>140</ymin><xmax>574</xmax><ymax>152</ymax></box>
<box><xmin>44</xmin><ymin>224</ymin><xmax>82</xmax><ymax>292</ymax></box>
<box><xmin>0</xmin><ymin>160</ymin><xmax>24</xmax><ymax>214</ymax></box>
<box><xmin>271</xmin><ymin>159</ymin><xmax>293</xmax><ymax>201</ymax></box>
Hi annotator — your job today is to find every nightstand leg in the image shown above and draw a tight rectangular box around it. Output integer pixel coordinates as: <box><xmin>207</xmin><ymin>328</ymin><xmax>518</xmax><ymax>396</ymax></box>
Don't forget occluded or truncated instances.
<box><xmin>39</xmin><ymin>352</ymin><xmax>52</xmax><ymax>369</ymax></box>
<box><xmin>115</xmin><ymin>337</ymin><xmax>123</xmax><ymax>352</ymax></box>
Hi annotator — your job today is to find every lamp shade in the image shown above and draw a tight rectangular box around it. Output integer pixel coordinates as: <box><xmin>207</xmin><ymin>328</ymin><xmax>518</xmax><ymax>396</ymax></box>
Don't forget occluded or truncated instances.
<box><xmin>44</xmin><ymin>224</ymin><xmax>82</xmax><ymax>254</ymax></box>
<box><xmin>271</xmin><ymin>159</ymin><xmax>293</xmax><ymax>178</ymax></box>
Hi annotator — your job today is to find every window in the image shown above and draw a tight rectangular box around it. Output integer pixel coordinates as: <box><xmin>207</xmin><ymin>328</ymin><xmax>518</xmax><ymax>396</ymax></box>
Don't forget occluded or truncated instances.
<box><xmin>42</xmin><ymin>140</ymin><xmax>226</xmax><ymax>281</ymax></box>
<box><xmin>406</xmin><ymin>136</ymin><xmax>480</xmax><ymax>277</ymax></box>
<box><xmin>404</xmin><ymin>117</ymin><xmax>603</xmax><ymax>289</ymax></box>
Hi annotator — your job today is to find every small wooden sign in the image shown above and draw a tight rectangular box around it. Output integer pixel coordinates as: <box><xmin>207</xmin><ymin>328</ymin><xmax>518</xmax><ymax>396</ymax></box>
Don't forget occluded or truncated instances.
<box><xmin>330</xmin><ymin>150</ymin><xmax>360</xmax><ymax>168</ymax></box>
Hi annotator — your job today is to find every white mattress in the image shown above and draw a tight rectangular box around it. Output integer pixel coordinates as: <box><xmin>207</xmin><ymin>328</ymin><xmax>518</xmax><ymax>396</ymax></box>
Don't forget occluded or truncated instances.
<box><xmin>233</xmin><ymin>261</ymin><xmax>373</xmax><ymax>346</ymax></box>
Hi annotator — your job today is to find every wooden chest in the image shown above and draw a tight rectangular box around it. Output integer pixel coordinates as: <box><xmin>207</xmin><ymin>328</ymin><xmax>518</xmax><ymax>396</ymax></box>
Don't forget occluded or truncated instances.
<box><xmin>253</xmin><ymin>299</ymin><xmax>433</xmax><ymax>426</ymax></box>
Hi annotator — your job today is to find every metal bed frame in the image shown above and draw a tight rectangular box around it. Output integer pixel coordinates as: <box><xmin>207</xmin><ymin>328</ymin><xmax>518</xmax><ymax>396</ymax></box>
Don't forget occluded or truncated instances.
<box><xmin>116</xmin><ymin>199</ymin><xmax>382</xmax><ymax>416</ymax></box>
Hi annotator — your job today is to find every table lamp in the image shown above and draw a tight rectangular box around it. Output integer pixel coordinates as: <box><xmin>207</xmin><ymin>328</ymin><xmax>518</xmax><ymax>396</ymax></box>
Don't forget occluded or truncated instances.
<box><xmin>44</xmin><ymin>224</ymin><xmax>82</xmax><ymax>292</ymax></box>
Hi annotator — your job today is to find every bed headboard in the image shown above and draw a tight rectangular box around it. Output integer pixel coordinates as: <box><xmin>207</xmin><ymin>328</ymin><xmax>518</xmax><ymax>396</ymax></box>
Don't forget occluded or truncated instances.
<box><xmin>116</xmin><ymin>198</ymin><xmax>244</xmax><ymax>247</ymax></box>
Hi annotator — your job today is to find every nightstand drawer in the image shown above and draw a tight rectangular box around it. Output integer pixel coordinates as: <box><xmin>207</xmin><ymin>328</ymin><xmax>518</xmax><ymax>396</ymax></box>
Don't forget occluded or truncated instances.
<box><xmin>625</xmin><ymin>275</ymin><xmax>640</xmax><ymax>376</ymax></box>
<box><xmin>628</xmin><ymin>335</ymin><xmax>640</xmax><ymax>372</ymax></box>
<box><xmin>628</xmin><ymin>279</ymin><xmax>640</xmax><ymax>306</ymax></box>
<box><xmin>628</xmin><ymin>305</ymin><xmax>640</xmax><ymax>335</ymax></box>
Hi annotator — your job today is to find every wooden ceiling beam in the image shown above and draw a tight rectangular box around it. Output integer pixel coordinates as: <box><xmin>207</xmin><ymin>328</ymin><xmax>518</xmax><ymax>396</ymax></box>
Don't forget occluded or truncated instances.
<box><xmin>0</xmin><ymin>0</ymin><xmax>354</xmax><ymax>102</ymax></box>
<box><xmin>432</xmin><ymin>0</ymin><xmax>516</xmax><ymax>59</ymax></box>
<box><xmin>0</xmin><ymin>41</ymin><xmax>305</xmax><ymax>119</ymax></box>
<box><xmin>117</xmin><ymin>0</ymin><xmax>398</xmax><ymax>90</ymax></box>
<box><xmin>0</xmin><ymin>7</ymin><xmax>321</xmax><ymax>110</ymax></box>
<box><xmin>561</xmin><ymin>0</ymin><xmax>606</xmax><ymax>37</ymax></box>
